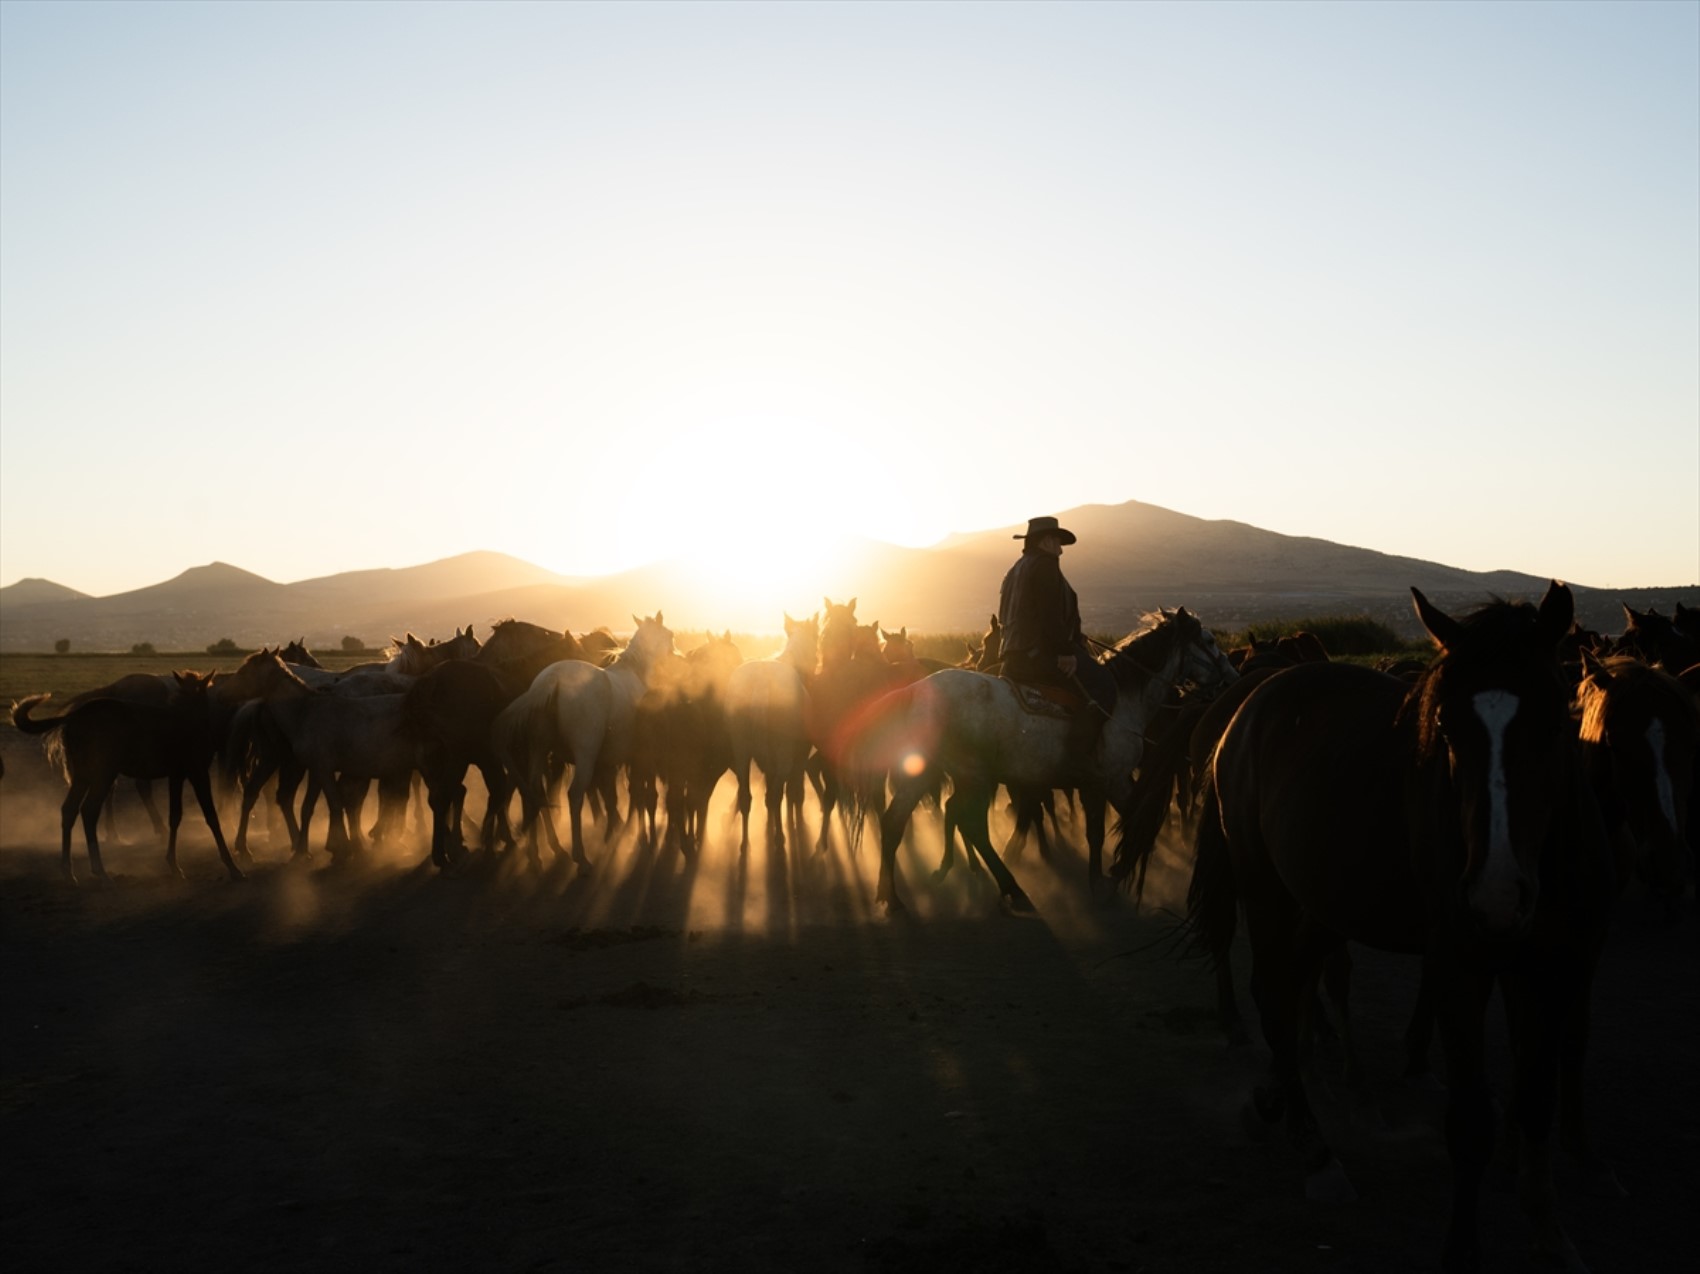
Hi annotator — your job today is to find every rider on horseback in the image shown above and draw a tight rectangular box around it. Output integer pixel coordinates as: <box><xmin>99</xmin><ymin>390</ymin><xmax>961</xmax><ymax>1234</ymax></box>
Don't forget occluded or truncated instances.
<box><xmin>997</xmin><ymin>515</ymin><xmax>1118</xmax><ymax>782</ymax></box>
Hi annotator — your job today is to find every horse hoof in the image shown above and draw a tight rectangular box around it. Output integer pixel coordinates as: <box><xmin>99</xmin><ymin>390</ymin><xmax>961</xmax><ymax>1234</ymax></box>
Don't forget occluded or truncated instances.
<box><xmin>226</xmin><ymin>867</ymin><xmax>246</xmax><ymax>882</ymax></box>
<box><xmin>1303</xmin><ymin>1157</ymin><xmax>1357</xmax><ymax>1204</ymax></box>
<box><xmin>931</xmin><ymin>869</ymin><xmax>951</xmax><ymax>884</ymax></box>
<box><xmin>1001</xmin><ymin>891</ymin><xmax>1036</xmax><ymax>915</ymax></box>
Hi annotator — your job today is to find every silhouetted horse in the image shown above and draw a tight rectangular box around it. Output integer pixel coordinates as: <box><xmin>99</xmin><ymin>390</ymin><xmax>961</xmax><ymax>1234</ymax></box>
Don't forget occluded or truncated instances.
<box><xmin>1616</xmin><ymin>603</ymin><xmax>1700</xmax><ymax>673</ymax></box>
<box><xmin>1188</xmin><ymin>582</ymin><xmax>1610</xmax><ymax>1271</ymax></box>
<box><xmin>399</xmin><ymin>659</ymin><xmax>517</xmax><ymax>868</ymax></box>
<box><xmin>726</xmin><ymin>612</ymin><xmax>818</xmax><ymax>855</ymax></box>
<box><xmin>493</xmin><ymin>614</ymin><xmax>675</xmax><ymax>868</ymax></box>
<box><xmin>14</xmin><ymin>671</ymin><xmax>246</xmax><ymax>881</ymax></box>
<box><xmin>862</xmin><ymin>608</ymin><xmax>1238</xmax><ymax>913</ymax></box>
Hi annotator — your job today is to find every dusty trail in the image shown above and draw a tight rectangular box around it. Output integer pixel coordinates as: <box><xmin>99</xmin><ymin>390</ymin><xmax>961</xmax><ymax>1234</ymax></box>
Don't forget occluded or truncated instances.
<box><xmin>1</xmin><ymin>748</ymin><xmax>1694</xmax><ymax>1272</ymax></box>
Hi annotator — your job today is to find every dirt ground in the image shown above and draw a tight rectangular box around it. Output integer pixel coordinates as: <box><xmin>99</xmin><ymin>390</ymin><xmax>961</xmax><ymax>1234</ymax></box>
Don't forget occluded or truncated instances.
<box><xmin>1</xmin><ymin>739</ymin><xmax>1694</xmax><ymax>1274</ymax></box>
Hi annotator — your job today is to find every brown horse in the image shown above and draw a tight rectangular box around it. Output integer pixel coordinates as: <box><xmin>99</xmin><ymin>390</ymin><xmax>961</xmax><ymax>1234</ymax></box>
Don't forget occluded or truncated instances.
<box><xmin>14</xmin><ymin>671</ymin><xmax>246</xmax><ymax>881</ymax></box>
<box><xmin>1188</xmin><ymin>582</ymin><xmax>1611</xmax><ymax>1271</ymax></box>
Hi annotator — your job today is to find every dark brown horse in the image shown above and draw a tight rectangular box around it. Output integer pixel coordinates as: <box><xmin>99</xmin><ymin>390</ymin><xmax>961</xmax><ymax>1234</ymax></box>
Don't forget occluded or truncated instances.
<box><xmin>14</xmin><ymin>671</ymin><xmax>246</xmax><ymax>881</ymax></box>
<box><xmin>1188</xmin><ymin>582</ymin><xmax>1610</xmax><ymax>1271</ymax></box>
<box><xmin>399</xmin><ymin>659</ymin><xmax>518</xmax><ymax>868</ymax></box>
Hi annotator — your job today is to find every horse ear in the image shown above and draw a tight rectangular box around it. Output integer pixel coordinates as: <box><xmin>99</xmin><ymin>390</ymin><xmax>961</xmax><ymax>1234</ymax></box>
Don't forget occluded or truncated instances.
<box><xmin>823</xmin><ymin>597</ymin><xmax>833</xmax><ymax>613</ymax></box>
<box><xmin>1535</xmin><ymin>581</ymin><xmax>1573</xmax><ymax>650</ymax></box>
<box><xmin>1579</xmin><ymin>647</ymin><xmax>1612</xmax><ymax>686</ymax></box>
<box><xmin>655</xmin><ymin>610</ymin><xmax>664</xmax><ymax>626</ymax></box>
<box><xmin>1411</xmin><ymin>588</ymin><xmax>1464</xmax><ymax>651</ymax></box>
<box><xmin>632</xmin><ymin>614</ymin><xmax>641</xmax><ymax>630</ymax></box>
<box><xmin>898</xmin><ymin>626</ymin><xmax>907</xmax><ymax>640</ymax></box>
<box><xmin>848</xmin><ymin>597</ymin><xmax>857</xmax><ymax>614</ymax></box>
<box><xmin>989</xmin><ymin>615</ymin><xmax>1000</xmax><ymax>630</ymax></box>
<box><xmin>1621</xmin><ymin>603</ymin><xmax>1638</xmax><ymax>627</ymax></box>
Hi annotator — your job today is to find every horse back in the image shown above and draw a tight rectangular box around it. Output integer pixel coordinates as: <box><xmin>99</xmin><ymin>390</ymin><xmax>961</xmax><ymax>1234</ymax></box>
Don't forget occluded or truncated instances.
<box><xmin>1213</xmin><ymin>661</ymin><xmax>1429</xmax><ymax>951</ymax></box>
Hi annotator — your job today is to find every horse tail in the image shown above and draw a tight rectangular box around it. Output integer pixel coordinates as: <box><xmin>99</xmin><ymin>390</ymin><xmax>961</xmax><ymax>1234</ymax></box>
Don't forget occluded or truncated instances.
<box><xmin>13</xmin><ymin>696</ymin><xmax>72</xmax><ymax>778</ymax></box>
<box><xmin>1184</xmin><ymin>777</ymin><xmax>1238</xmax><ymax>968</ymax></box>
<box><xmin>1111</xmin><ymin>742</ymin><xmax>1185</xmax><ymax>901</ymax></box>
<box><xmin>222</xmin><ymin>699</ymin><xmax>267</xmax><ymax>785</ymax></box>
<box><xmin>11</xmin><ymin>694</ymin><xmax>64</xmax><ymax>736</ymax></box>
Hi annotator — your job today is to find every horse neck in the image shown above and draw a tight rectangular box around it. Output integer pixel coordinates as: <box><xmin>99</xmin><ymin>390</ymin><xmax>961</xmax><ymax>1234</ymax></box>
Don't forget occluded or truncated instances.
<box><xmin>1111</xmin><ymin>632</ymin><xmax>1186</xmax><ymax>719</ymax></box>
<box><xmin>778</xmin><ymin>634</ymin><xmax>816</xmax><ymax>671</ymax></box>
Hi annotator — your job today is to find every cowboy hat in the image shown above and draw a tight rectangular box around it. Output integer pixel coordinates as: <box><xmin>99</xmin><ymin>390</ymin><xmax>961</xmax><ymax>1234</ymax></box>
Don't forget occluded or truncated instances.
<box><xmin>1014</xmin><ymin>515</ymin><xmax>1076</xmax><ymax>545</ymax></box>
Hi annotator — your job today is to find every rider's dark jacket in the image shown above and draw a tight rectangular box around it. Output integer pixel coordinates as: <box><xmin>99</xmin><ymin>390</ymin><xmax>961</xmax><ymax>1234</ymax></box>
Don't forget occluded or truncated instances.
<box><xmin>997</xmin><ymin>548</ymin><xmax>1082</xmax><ymax>685</ymax></box>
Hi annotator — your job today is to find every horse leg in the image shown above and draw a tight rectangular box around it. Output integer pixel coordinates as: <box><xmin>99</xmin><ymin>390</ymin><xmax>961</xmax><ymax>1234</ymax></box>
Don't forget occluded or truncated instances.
<box><xmin>164</xmin><ymin>775</ymin><xmax>186</xmax><ymax>878</ymax></box>
<box><xmin>1190</xmin><ymin>785</ymin><xmax>1249</xmax><ymax>1047</ymax></box>
<box><xmin>566</xmin><ymin>779</ymin><xmax>593</xmax><ymax>868</ymax></box>
<box><xmin>61</xmin><ymin>779</ymin><xmax>85</xmax><ymax>881</ymax></box>
<box><xmin>595</xmin><ymin>767</ymin><xmax>622</xmax><ymax>847</ymax></box>
<box><xmin>1430</xmin><ymin>948</ymin><xmax>1499</xmax><ymax>1274</ymax></box>
<box><xmin>876</xmin><ymin>777</ymin><xmax>925</xmax><ymax>915</ymax></box>
<box><xmin>814</xmin><ymin>764</ymin><xmax>838</xmax><ymax>855</ymax></box>
<box><xmin>732</xmin><ymin>758</ymin><xmax>754</xmax><ymax>858</ymax></box>
<box><xmin>1555</xmin><ymin>946</ymin><xmax>1624</xmax><ymax>1196</ymax></box>
<box><xmin>190</xmin><ymin>771</ymin><xmax>243</xmax><ymax>881</ymax></box>
<box><xmin>136</xmin><ymin>778</ymin><xmax>167</xmax><ymax>845</ymax></box>
<box><xmin>1084</xmin><ymin>794</ymin><xmax>1109</xmax><ymax>898</ymax></box>
<box><xmin>956</xmin><ymin>783</ymin><xmax>1034</xmax><ymax>913</ymax></box>
<box><xmin>277</xmin><ymin>763</ymin><xmax>308</xmax><ymax>858</ymax></box>
<box><xmin>1319</xmin><ymin>945</ymin><xmax>1365</xmax><ymax>1092</ymax></box>
<box><xmin>427</xmin><ymin>779</ymin><xmax>463</xmax><ymax>868</ymax></box>
<box><xmin>1499</xmin><ymin>958</ymin><xmax>1594</xmax><ymax>1268</ymax></box>
<box><xmin>934</xmin><ymin>794</ymin><xmax>962</xmax><ymax>882</ymax></box>
<box><xmin>346</xmin><ymin>777</ymin><xmax>376</xmax><ymax>853</ymax></box>
<box><xmin>79</xmin><ymin>776</ymin><xmax>117</xmax><ymax>883</ymax></box>
<box><xmin>764</xmin><ymin>767</ymin><xmax>787</xmax><ymax>853</ymax></box>
<box><xmin>234</xmin><ymin>755</ymin><xmax>278</xmax><ymax>862</ymax></box>
<box><xmin>1240</xmin><ymin>886</ymin><xmax>1353</xmax><ymax>1202</ymax></box>
<box><xmin>1403</xmin><ymin>961</ymin><xmax>1440</xmax><ymax>1084</ymax></box>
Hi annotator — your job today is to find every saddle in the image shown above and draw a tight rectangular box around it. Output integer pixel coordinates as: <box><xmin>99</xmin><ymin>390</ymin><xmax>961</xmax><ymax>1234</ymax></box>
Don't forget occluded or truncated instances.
<box><xmin>1001</xmin><ymin>677</ymin><xmax>1083</xmax><ymax>719</ymax></box>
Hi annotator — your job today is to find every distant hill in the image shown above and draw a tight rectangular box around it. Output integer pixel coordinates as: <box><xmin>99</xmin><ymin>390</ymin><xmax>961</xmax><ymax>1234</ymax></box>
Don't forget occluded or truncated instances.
<box><xmin>1</xmin><ymin>507</ymin><xmax>1694</xmax><ymax>651</ymax></box>
<box><xmin>0</xmin><ymin>578</ymin><xmax>89</xmax><ymax>607</ymax></box>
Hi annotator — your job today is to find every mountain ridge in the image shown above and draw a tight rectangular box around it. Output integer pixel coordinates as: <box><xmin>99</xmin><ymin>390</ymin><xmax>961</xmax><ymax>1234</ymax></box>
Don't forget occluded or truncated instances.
<box><xmin>2</xmin><ymin>505</ymin><xmax>1694</xmax><ymax>651</ymax></box>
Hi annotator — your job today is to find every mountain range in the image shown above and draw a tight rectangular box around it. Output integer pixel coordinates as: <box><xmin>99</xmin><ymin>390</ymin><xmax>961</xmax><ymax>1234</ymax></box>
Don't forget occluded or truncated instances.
<box><xmin>2</xmin><ymin>500</ymin><xmax>1693</xmax><ymax>652</ymax></box>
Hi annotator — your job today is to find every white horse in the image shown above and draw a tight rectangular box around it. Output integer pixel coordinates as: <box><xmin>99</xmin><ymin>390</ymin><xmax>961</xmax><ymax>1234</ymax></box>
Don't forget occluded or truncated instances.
<box><xmin>494</xmin><ymin>613</ymin><xmax>675</xmax><ymax>868</ymax></box>
<box><xmin>725</xmin><ymin>612</ymin><xmax>819</xmax><ymax>855</ymax></box>
<box><xmin>862</xmin><ymin>608</ymin><xmax>1239</xmax><ymax>914</ymax></box>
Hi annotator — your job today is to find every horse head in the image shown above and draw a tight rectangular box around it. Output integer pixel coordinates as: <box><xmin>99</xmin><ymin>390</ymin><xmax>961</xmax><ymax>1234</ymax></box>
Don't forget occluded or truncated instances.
<box><xmin>1576</xmin><ymin>649</ymin><xmax>1697</xmax><ymax>897</ymax></box>
<box><xmin>625</xmin><ymin>612</ymin><xmax>676</xmax><ymax>673</ymax></box>
<box><xmin>780</xmin><ymin>612</ymin><xmax>820</xmax><ymax>671</ymax></box>
<box><xmin>1408</xmin><ymin>582</ymin><xmax>1576</xmax><ymax>936</ymax></box>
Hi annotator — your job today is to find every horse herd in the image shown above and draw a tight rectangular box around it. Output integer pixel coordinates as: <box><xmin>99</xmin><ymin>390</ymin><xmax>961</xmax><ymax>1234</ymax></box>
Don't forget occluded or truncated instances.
<box><xmin>8</xmin><ymin>587</ymin><xmax>1699</xmax><ymax>1273</ymax></box>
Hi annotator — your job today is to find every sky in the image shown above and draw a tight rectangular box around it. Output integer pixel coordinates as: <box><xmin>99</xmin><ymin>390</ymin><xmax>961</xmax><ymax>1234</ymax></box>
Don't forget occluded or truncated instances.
<box><xmin>2</xmin><ymin>0</ymin><xmax>1696</xmax><ymax>602</ymax></box>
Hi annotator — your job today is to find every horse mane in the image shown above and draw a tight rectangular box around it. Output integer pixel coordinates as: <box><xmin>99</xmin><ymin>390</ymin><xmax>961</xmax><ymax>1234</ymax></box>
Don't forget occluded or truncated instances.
<box><xmin>1103</xmin><ymin>609</ymin><xmax>1193</xmax><ymax>681</ymax></box>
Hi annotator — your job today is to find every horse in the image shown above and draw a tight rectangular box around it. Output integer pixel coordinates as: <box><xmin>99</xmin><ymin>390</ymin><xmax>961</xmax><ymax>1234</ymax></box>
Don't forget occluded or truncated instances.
<box><xmin>725</xmin><ymin>612</ymin><xmax>818</xmax><ymax>855</ymax></box>
<box><xmin>1616</xmin><ymin>603</ymin><xmax>1700</xmax><ymax>673</ymax></box>
<box><xmin>386</xmin><ymin>626</ymin><xmax>481</xmax><ymax>676</ymax></box>
<box><xmin>1187</xmin><ymin>582</ymin><xmax>1611</xmax><ymax>1271</ymax></box>
<box><xmin>14</xmin><ymin>671</ymin><xmax>246</xmax><ymax>882</ymax></box>
<box><xmin>398</xmin><ymin>659</ymin><xmax>518</xmax><ymax>868</ymax></box>
<box><xmin>492</xmin><ymin>614</ymin><xmax>675</xmax><ymax>868</ymax></box>
<box><xmin>809</xmin><ymin>600</ymin><xmax>900</xmax><ymax>854</ymax></box>
<box><xmin>279</xmin><ymin>638</ymin><xmax>324</xmax><ymax>670</ymax></box>
<box><xmin>233</xmin><ymin>657</ymin><xmax>419</xmax><ymax>858</ymax></box>
<box><xmin>651</xmin><ymin>632</ymin><xmax>744</xmax><ymax>859</ymax></box>
<box><xmin>863</xmin><ymin>607</ymin><xmax>1238</xmax><ymax>914</ymax></box>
